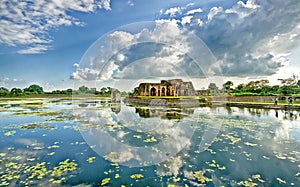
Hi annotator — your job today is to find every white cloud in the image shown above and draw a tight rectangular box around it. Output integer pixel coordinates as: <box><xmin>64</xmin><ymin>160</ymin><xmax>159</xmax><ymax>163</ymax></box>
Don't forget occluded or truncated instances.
<box><xmin>0</xmin><ymin>0</ymin><xmax>111</xmax><ymax>54</ymax></box>
<box><xmin>18</xmin><ymin>45</ymin><xmax>49</xmax><ymax>54</ymax></box>
<box><xmin>186</xmin><ymin>8</ymin><xmax>203</xmax><ymax>15</ymax></box>
<box><xmin>127</xmin><ymin>0</ymin><xmax>134</xmax><ymax>7</ymax></box>
<box><xmin>0</xmin><ymin>77</ymin><xmax>26</xmax><ymax>88</ymax></box>
<box><xmin>72</xmin><ymin>20</ymin><xmax>216</xmax><ymax>81</ymax></box>
<box><xmin>98</xmin><ymin>0</ymin><xmax>111</xmax><ymax>10</ymax></box>
<box><xmin>225</xmin><ymin>0</ymin><xmax>259</xmax><ymax>20</ymax></box>
<box><xmin>74</xmin><ymin>63</ymin><xmax>80</xmax><ymax>68</ymax></box>
<box><xmin>182</xmin><ymin>0</ymin><xmax>300</xmax><ymax>77</ymax></box>
<box><xmin>117</xmin><ymin>54</ymin><xmax>126</xmax><ymax>61</ymax></box>
<box><xmin>207</xmin><ymin>7</ymin><xmax>223</xmax><ymax>22</ymax></box>
<box><xmin>196</xmin><ymin>18</ymin><xmax>204</xmax><ymax>27</ymax></box>
<box><xmin>165</xmin><ymin>7</ymin><xmax>182</xmax><ymax>17</ymax></box>
<box><xmin>181</xmin><ymin>16</ymin><xmax>193</xmax><ymax>25</ymax></box>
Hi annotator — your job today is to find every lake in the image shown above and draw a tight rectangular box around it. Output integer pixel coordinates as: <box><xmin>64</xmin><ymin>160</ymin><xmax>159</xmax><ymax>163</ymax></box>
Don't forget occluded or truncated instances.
<box><xmin>0</xmin><ymin>98</ymin><xmax>300</xmax><ymax>186</ymax></box>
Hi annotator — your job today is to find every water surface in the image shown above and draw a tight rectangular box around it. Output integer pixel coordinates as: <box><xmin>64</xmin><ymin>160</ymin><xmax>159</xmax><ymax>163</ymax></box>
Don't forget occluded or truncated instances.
<box><xmin>0</xmin><ymin>98</ymin><xmax>300</xmax><ymax>186</ymax></box>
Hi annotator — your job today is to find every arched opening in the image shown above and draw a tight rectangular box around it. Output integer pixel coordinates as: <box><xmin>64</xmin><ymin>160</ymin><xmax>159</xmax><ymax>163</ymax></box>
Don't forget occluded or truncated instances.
<box><xmin>184</xmin><ymin>89</ymin><xmax>189</xmax><ymax>96</ymax></box>
<box><xmin>150</xmin><ymin>87</ymin><xmax>156</xmax><ymax>96</ymax></box>
<box><xmin>162</xmin><ymin>87</ymin><xmax>165</xmax><ymax>96</ymax></box>
<box><xmin>167</xmin><ymin>88</ymin><xmax>170</xmax><ymax>96</ymax></box>
<box><xmin>158</xmin><ymin>90</ymin><xmax>160</xmax><ymax>96</ymax></box>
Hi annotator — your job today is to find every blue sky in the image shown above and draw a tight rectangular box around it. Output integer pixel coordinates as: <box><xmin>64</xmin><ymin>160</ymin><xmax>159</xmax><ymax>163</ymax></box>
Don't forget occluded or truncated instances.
<box><xmin>0</xmin><ymin>0</ymin><xmax>299</xmax><ymax>91</ymax></box>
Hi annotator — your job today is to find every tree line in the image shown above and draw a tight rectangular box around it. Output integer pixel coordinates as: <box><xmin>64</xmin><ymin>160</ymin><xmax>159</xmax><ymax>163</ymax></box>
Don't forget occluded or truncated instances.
<box><xmin>215</xmin><ymin>75</ymin><xmax>300</xmax><ymax>96</ymax></box>
<box><xmin>0</xmin><ymin>84</ymin><xmax>127</xmax><ymax>97</ymax></box>
<box><xmin>1</xmin><ymin>75</ymin><xmax>299</xmax><ymax>97</ymax></box>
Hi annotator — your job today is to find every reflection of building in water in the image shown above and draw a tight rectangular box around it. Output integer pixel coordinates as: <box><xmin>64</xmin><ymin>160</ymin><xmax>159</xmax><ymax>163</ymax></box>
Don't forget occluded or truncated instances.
<box><xmin>134</xmin><ymin>79</ymin><xmax>195</xmax><ymax>97</ymax></box>
<box><xmin>111</xmin><ymin>89</ymin><xmax>121</xmax><ymax>103</ymax></box>
<box><xmin>135</xmin><ymin>107</ymin><xmax>194</xmax><ymax>120</ymax></box>
<box><xmin>111</xmin><ymin>104</ymin><xmax>121</xmax><ymax>114</ymax></box>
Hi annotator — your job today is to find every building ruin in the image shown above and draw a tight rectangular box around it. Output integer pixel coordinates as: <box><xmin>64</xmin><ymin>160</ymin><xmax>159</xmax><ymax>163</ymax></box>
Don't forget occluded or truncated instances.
<box><xmin>133</xmin><ymin>79</ymin><xmax>196</xmax><ymax>97</ymax></box>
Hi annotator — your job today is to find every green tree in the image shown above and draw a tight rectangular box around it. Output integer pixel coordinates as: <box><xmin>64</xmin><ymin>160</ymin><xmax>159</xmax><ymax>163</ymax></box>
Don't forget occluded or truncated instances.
<box><xmin>24</xmin><ymin>84</ymin><xmax>44</xmax><ymax>94</ymax></box>
<box><xmin>78</xmin><ymin>85</ymin><xmax>89</xmax><ymax>93</ymax></box>
<box><xmin>10</xmin><ymin>88</ymin><xmax>22</xmax><ymax>96</ymax></box>
<box><xmin>0</xmin><ymin>87</ymin><xmax>9</xmax><ymax>96</ymax></box>
<box><xmin>66</xmin><ymin>89</ymin><xmax>73</xmax><ymax>94</ymax></box>
<box><xmin>106</xmin><ymin>87</ymin><xmax>112</xmax><ymax>94</ymax></box>
<box><xmin>208</xmin><ymin>83</ymin><xmax>218</xmax><ymax>90</ymax></box>
<box><xmin>223</xmin><ymin>81</ymin><xmax>233</xmax><ymax>90</ymax></box>
<box><xmin>100</xmin><ymin>87</ymin><xmax>107</xmax><ymax>94</ymax></box>
<box><xmin>278</xmin><ymin>74</ymin><xmax>298</xmax><ymax>86</ymax></box>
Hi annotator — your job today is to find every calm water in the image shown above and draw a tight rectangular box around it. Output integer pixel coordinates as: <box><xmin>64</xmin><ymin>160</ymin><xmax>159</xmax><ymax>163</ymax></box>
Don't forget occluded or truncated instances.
<box><xmin>0</xmin><ymin>98</ymin><xmax>300</xmax><ymax>186</ymax></box>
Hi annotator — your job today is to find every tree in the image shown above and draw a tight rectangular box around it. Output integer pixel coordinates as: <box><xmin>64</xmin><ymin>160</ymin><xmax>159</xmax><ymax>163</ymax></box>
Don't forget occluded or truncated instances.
<box><xmin>208</xmin><ymin>83</ymin><xmax>218</xmax><ymax>90</ymax></box>
<box><xmin>106</xmin><ymin>87</ymin><xmax>112</xmax><ymax>94</ymax></box>
<box><xmin>78</xmin><ymin>85</ymin><xmax>89</xmax><ymax>93</ymax></box>
<box><xmin>278</xmin><ymin>74</ymin><xmax>298</xmax><ymax>86</ymax></box>
<box><xmin>223</xmin><ymin>81</ymin><xmax>233</xmax><ymax>90</ymax></box>
<box><xmin>24</xmin><ymin>84</ymin><xmax>44</xmax><ymax>94</ymax></box>
<box><xmin>259</xmin><ymin>79</ymin><xmax>269</xmax><ymax>87</ymax></box>
<box><xmin>208</xmin><ymin>83</ymin><xmax>219</xmax><ymax>95</ymax></box>
<box><xmin>0</xmin><ymin>87</ymin><xmax>9</xmax><ymax>96</ymax></box>
<box><xmin>66</xmin><ymin>89</ymin><xmax>73</xmax><ymax>94</ymax></box>
<box><xmin>100</xmin><ymin>87</ymin><xmax>107</xmax><ymax>94</ymax></box>
<box><xmin>10</xmin><ymin>88</ymin><xmax>22</xmax><ymax>96</ymax></box>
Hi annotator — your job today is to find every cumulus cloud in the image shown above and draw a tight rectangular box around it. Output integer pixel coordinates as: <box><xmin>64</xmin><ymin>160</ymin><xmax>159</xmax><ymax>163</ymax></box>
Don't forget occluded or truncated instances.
<box><xmin>164</xmin><ymin>7</ymin><xmax>182</xmax><ymax>17</ymax></box>
<box><xmin>98</xmin><ymin>0</ymin><xmax>111</xmax><ymax>10</ymax></box>
<box><xmin>157</xmin><ymin>0</ymin><xmax>300</xmax><ymax>77</ymax></box>
<box><xmin>186</xmin><ymin>0</ymin><xmax>300</xmax><ymax>76</ymax></box>
<box><xmin>0</xmin><ymin>0</ymin><xmax>111</xmax><ymax>54</ymax></box>
<box><xmin>181</xmin><ymin>16</ymin><xmax>193</xmax><ymax>25</ymax></box>
<box><xmin>186</xmin><ymin>8</ymin><xmax>203</xmax><ymax>15</ymax></box>
<box><xmin>71</xmin><ymin>20</ymin><xmax>216</xmax><ymax>81</ymax></box>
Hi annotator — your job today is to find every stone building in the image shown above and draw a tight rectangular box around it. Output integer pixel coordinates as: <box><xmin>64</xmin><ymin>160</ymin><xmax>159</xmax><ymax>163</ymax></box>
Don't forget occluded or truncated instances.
<box><xmin>134</xmin><ymin>79</ymin><xmax>196</xmax><ymax>97</ymax></box>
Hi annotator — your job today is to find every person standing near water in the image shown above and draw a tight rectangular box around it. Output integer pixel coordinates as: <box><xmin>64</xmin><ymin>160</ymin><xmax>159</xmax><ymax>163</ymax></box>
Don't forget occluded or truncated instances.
<box><xmin>288</xmin><ymin>97</ymin><xmax>293</xmax><ymax>105</ymax></box>
<box><xmin>274</xmin><ymin>97</ymin><xmax>278</xmax><ymax>105</ymax></box>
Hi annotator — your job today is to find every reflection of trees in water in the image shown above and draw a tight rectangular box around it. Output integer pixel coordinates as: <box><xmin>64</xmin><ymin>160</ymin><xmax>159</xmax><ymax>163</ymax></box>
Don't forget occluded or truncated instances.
<box><xmin>283</xmin><ymin>110</ymin><xmax>298</xmax><ymax>120</ymax></box>
<box><xmin>247</xmin><ymin>108</ymin><xmax>269</xmax><ymax>116</ymax></box>
<box><xmin>134</xmin><ymin>107</ymin><xmax>194</xmax><ymax>121</ymax></box>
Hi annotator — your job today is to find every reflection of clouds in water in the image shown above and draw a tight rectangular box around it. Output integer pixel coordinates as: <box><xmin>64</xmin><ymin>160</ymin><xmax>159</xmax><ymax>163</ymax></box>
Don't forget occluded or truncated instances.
<box><xmin>73</xmin><ymin>109</ymin><xmax>118</xmax><ymax>131</ymax></box>
<box><xmin>15</xmin><ymin>138</ymin><xmax>44</xmax><ymax>147</ymax></box>
<box><xmin>274</xmin><ymin>121</ymin><xmax>292</xmax><ymax>142</ymax></box>
<box><xmin>156</xmin><ymin>156</ymin><xmax>183</xmax><ymax>177</ymax></box>
<box><xmin>13</xmin><ymin>138</ymin><xmax>45</xmax><ymax>162</ymax></box>
<box><xmin>75</xmin><ymin>105</ymin><xmax>195</xmax><ymax>167</ymax></box>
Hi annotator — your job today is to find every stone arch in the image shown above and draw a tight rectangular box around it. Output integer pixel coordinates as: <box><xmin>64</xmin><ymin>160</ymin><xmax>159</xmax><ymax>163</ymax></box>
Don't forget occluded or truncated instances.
<box><xmin>162</xmin><ymin>87</ymin><xmax>165</xmax><ymax>96</ymax></box>
<box><xmin>184</xmin><ymin>89</ymin><xmax>189</xmax><ymax>96</ymax></box>
<box><xmin>150</xmin><ymin>87</ymin><xmax>156</xmax><ymax>96</ymax></box>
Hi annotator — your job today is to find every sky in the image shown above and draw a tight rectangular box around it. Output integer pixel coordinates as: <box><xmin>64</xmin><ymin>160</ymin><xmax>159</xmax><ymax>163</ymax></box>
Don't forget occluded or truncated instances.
<box><xmin>0</xmin><ymin>0</ymin><xmax>299</xmax><ymax>91</ymax></box>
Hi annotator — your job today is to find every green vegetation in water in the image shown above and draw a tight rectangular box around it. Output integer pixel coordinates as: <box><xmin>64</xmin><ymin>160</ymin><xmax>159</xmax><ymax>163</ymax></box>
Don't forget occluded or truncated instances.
<box><xmin>20</xmin><ymin>123</ymin><xmax>54</xmax><ymax>130</ymax></box>
<box><xmin>143</xmin><ymin>136</ymin><xmax>157</xmax><ymax>143</ymax></box>
<box><xmin>0</xmin><ymin>155</ymin><xmax>78</xmax><ymax>186</ymax></box>
<box><xmin>237</xmin><ymin>174</ymin><xmax>265</xmax><ymax>186</ymax></box>
<box><xmin>205</xmin><ymin>160</ymin><xmax>226</xmax><ymax>171</ymax></box>
<box><xmin>193</xmin><ymin>170</ymin><xmax>212</xmax><ymax>183</ymax></box>
<box><xmin>100</xmin><ymin>177</ymin><xmax>111</xmax><ymax>186</ymax></box>
<box><xmin>4</xmin><ymin>131</ymin><xmax>16</xmax><ymax>136</ymax></box>
<box><xmin>130</xmin><ymin>173</ymin><xmax>144</xmax><ymax>181</ymax></box>
<box><xmin>87</xmin><ymin>157</ymin><xmax>96</xmax><ymax>163</ymax></box>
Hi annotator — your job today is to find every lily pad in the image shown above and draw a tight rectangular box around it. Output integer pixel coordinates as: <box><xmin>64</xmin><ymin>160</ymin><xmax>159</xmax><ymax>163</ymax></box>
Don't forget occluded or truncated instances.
<box><xmin>4</xmin><ymin>131</ymin><xmax>16</xmax><ymax>136</ymax></box>
<box><xmin>100</xmin><ymin>177</ymin><xmax>111</xmax><ymax>186</ymax></box>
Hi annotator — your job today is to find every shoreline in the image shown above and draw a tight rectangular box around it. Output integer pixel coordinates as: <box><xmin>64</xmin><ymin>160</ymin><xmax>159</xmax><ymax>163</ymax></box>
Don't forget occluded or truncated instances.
<box><xmin>212</xmin><ymin>101</ymin><xmax>300</xmax><ymax>110</ymax></box>
<box><xmin>0</xmin><ymin>95</ymin><xmax>300</xmax><ymax>111</ymax></box>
